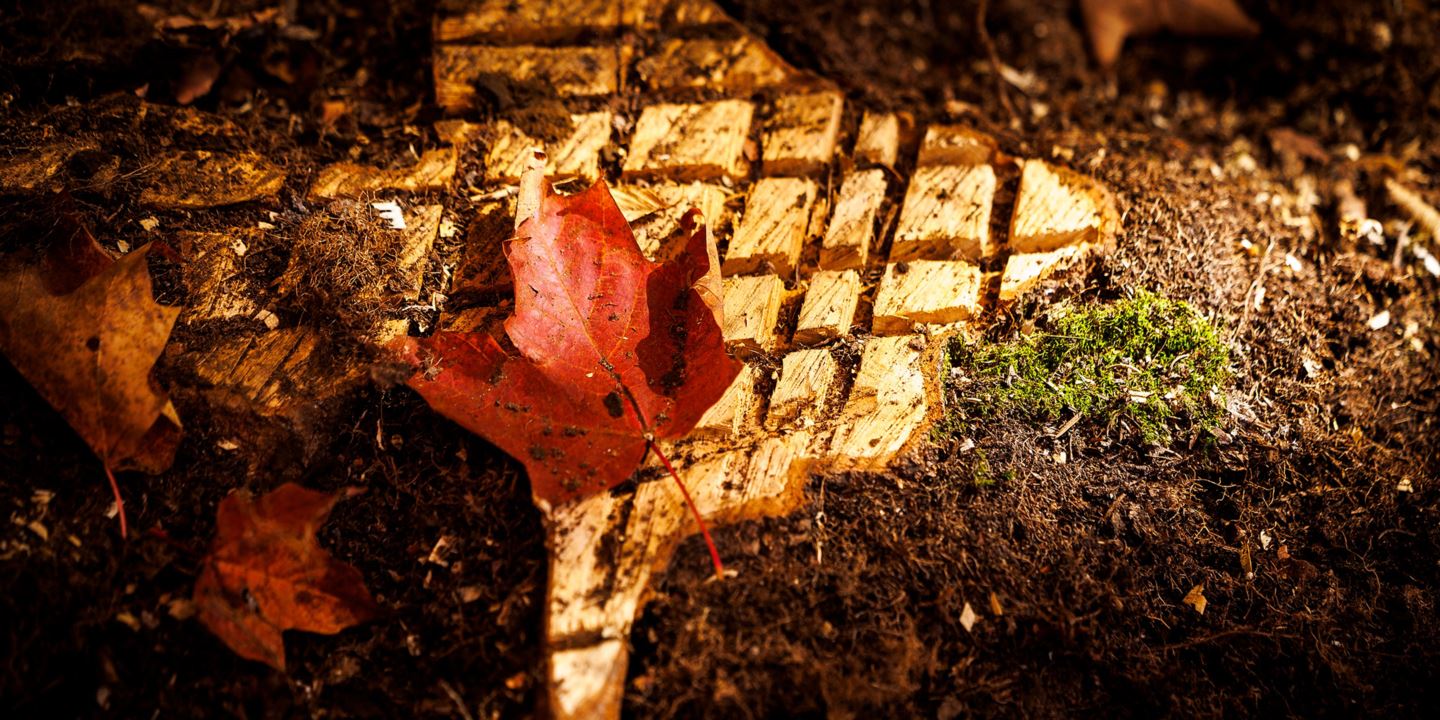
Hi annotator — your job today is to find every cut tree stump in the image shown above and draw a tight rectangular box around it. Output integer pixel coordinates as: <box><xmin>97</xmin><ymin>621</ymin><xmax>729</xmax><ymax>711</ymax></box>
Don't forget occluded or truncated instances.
<box><xmin>140</xmin><ymin>151</ymin><xmax>286</xmax><ymax>209</ymax></box>
<box><xmin>416</xmin><ymin>5</ymin><xmax>1120</xmax><ymax>718</ymax></box>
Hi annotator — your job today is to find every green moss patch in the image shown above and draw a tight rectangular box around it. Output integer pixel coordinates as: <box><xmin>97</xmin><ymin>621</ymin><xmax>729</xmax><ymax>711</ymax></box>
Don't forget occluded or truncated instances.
<box><xmin>946</xmin><ymin>290</ymin><xmax>1232</xmax><ymax>444</ymax></box>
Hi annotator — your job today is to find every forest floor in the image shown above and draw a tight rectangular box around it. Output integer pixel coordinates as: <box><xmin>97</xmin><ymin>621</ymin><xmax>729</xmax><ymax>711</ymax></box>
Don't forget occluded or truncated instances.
<box><xmin>2</xmin><ymin>0</ymin><xmax>1438</xmax><ymax>718</ymax></box>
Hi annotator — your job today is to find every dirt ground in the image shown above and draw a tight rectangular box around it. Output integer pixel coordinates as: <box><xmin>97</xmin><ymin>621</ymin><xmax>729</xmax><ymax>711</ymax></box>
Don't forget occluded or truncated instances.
<box><xmin>2</xmin><ymin>0</ymin><xmax>1438</xmax><ymax>718</ymax></box>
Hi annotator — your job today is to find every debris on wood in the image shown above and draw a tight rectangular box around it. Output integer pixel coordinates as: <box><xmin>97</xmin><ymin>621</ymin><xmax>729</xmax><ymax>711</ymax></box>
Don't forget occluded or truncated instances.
<box><xmin>434</xmin><ymin>45</ymin><xmax>621</xmax><ymax>112</ymax></box>
<box><xmin>917</xmin><ymin>124</ymin><xmax>998</xmax><ymax>167</ymax></box>
<box><xmin>483</xmin><ymin>112</ymin><xmax>613</xmax><ymax>183</ymax></box>
<box><xmin>636</xmin><ymin>35</ymin><xmax>799</xmax><ymax>93</ymax></box>
<box><xmin>766</xmin><ymin>348</ymin><xmax>841</xmax><ymax>429</ymax></box>
<box><xmin>722</xmin><ymin>274</ymin><xmax>785</xmax><ymax>357</ymax></box>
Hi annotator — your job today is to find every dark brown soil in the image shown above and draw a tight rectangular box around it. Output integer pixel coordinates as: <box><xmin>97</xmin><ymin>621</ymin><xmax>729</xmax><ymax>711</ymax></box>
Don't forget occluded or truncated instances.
<box><xmin>3</xmin><ymin>0</ymin><xmax>1439</xmax><ymax>718</ymax></box>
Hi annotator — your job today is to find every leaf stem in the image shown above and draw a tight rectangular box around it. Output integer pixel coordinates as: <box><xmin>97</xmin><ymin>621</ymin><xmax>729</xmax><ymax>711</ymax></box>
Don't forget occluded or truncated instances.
<box><xmin>646</xmin><ymin>440</ymin><xmax>724</xmax><ymax>580</ymax></box>
<box><xmin>104</xmin><ymin>464</ymin><xmax>128</xmax><ymax>539</ymax></box>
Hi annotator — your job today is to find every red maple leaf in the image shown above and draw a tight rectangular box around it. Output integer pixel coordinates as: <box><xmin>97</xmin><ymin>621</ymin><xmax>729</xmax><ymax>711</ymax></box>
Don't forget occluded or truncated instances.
<box><xmin>395</xmin><ymin>171</ymin><xmax>741</xmax><ymax>571</ymax></box>
<box><xmin>193</xmin><ymin>483</ymin><xmax>379</xmax><ymax>671</ymax></box>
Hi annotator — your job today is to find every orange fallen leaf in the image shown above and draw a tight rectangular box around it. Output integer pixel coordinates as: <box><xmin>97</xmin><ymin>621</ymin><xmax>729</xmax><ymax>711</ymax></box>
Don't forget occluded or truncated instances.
<box><xmin>194</xmin><ymin>483</ymin><xmax>379</xmax><ymax>671</ymax></box>
<box><xmin>0</xmin><ymin>217</ymin><xmax>182</xmax><ymax>536</ymax></box>
<box><xmin>1080</xmin><ymin>0</ymin><xmax>1259</xmax><ymax>67</ymax></box>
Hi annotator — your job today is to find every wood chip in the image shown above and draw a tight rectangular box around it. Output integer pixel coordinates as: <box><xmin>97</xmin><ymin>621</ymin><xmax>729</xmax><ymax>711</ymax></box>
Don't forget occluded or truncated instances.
<box><xmin>828</xmin><ymin>336</ymin><xmax>928</xmax><ymax>468</ymax></box>
<box><xmin>761</xmin><ymin>91</ymin><xmax>843</xmax><ymax>176</ymax></box>
<box><xmin>766</xmin><ymin>348</ymin><xmax>840</xmax><ymax>428</ymax></box>
<box><xmin>635</xmin><ymin>36</ymin><xmax>798</xmax><ymax>93</ymax></box>
<box><xmin>792</xmin><ymin>269</ymin><xmax>860</xmax><ymax>345</ymax></box>
<box><xmin>434</xmin><ymin>45</ymin><xmax>620</xmax><ymax>112</ymax></box>
<box><xmin>721</xmin><ymin>274</ymin><xmax>785</xmax><ymax>358</ymax></box>
<box><xmin>612</xmin><ymin>181</ymin><xmax>727</xmax><ymax>261</ymax></box>
<box><xmin>622</xmin><ymin>100</ymin><xmax>754</xmax><ymax>182</ymax></box>
<box><xmin>853</xmin><ymin>111</ymin><xmax>899</xmax><ymax>167</ymax></box>
<box><xmin>309</xmin><ymin>148</ymin><xmax>456</xmax><ymax>200</ymax></box>
<box><xmin>483</xmin><ymin>112</ymin><xmax>613</xmax><ymax>183</ymax></box>
<box><xmin>917</xmin><ymin>124</ymin><xmax>998</xmax><ymax>166</ymax></box>
<box><xmin>892</xmin><ymin>164</ymin><xmax>996</xmax><ymax>262</ymax></box>
<box><xmin>724</xmin><ymin>177</ymin><xmax>816</xmax><ymax>276</ymax></box>
<box><xmin>819</xmin><ymin>169</ymin><xmax>887</xmax><ymax>270</ymax></box>
<box><xmin>139</xmin><ymin>151</ymin><xmax>286</xmax><ymax>209</ymax></box>
<box><xmin>871</xmin><ymin>260</ymin><xmax>982</xmax><ymax>335</ymax></box>
<box><xmin>691</xmin><ymin>364</ymin><xmax>761</xmax><ymax>438</ymax></box>
<box><xmin>1009</xmin><ymin>159</ymin><xmax>1113</xmax><ymax>253</ymax></box>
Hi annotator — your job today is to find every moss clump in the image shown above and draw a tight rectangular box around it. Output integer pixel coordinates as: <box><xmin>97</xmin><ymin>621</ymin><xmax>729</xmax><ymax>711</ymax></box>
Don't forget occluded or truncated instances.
<box><xmin>948</xmin><ymin>290</ymin><xmax>1231</xmax><ymax>444</ymax></box>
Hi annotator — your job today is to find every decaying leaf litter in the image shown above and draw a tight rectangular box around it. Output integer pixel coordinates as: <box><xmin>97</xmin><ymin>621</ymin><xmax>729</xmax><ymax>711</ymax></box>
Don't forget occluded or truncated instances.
<box><xmin>1</xmin><ymin>0</ymin><xmax>1438</xmax><ymax>718</ymax></box>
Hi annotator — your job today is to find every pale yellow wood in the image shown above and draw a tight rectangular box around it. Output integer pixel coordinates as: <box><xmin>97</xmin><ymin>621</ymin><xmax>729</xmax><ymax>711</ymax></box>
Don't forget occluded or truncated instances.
<box><xmin>612</xmin><ymin>181</ymin><xmax>728</xmax><ymax>261</ymax></box>
<box><xmin>724</xmin><ymin>177</ymin><xmax>816</xmax><ymax>276</ymax></box>
<box><xmin>1009</xmin><ymin>159</ymin><xmax>1112</xmax><ymax>253</ymax></box>
<box><xmin>434</xmin><ymin>45</ymin><xmax>621</xmax><ymax>112</ymax></box>
<box><xmin>308</xmin><ymin>148</ymin><xmax>457</xmax><ymax>200</ymax></box>
<box><xmin>853</xmin><ymin>111</ymin><xmax>899</xmax><ymax>167</ymax></box>
<box><xmin>761</xmin><ymin>91</ymin><xmax>843</xmax><ymax>176</ymax></box>
<box><xmin>544</xmin><ymin>434</ymin><xmax>812</xmax><ymax>720</ymax></box>
<box><xmin>483</xmin><ymin>112</ymin><xmax>613</xmax><ymax>183</ymax></box>
<box><xmin>635</xmin><ymin>35</ymin><xmax>798</xmax><ymax>93</ymax></box>
<box><xmin>622</xmin><ymin>100</ymin><xmax>754</xmax><ymax>182</ymax></box>
<box><xmin>828</xmin><ymin>336</ymin><xmax>928</xmax><ymax>469</ymax></box>
<box><xmin>999</xmin><ymin>243</ymin><xmax>1091</xmax><ymax>302</ymax></box>
<box><xmin>871</xmin><ymin>260</ymin><xmax>982</xmax><ymax>335</ymax></box>
<box><xmin>692</xmin><ymin>364</ymin><xmax>761</xmax><ymax>438</ymax></box>
<box><xmin>177</xmin><ymin>230</ymin><xmax>261</xmax><ymax>323</ymax></box>
<box><xmin>722</xmin><ymin>274</ymin><xmax>784</xmax><ymax>357</ymax></box>
<box><xmin>139</xmin><ymin>151</ymin><xmax>285</xmax><ymax>209</ymax></box>
<box><xmin>819</xmin><ymin>169</ymin><xmax>887</xmax><ymax>270</ymax></box>
<box><xmin>767</xmin><ymin>348</ymin><xmax>841</xmax><ymax>429</ymax></box>
<box><xmin>792</xmin><ymin>269</ymin><xmax>860</xmax><ymax>345</ymax></box>
<box><xmin>892</xmin><ymin>164</ymin><xmax>996</xmax><ymax>261</ymax></box>
<box><xmin>917</xmin><ymin>124</ymin><xmax>998</xmax><ymax>166</ymax></box>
